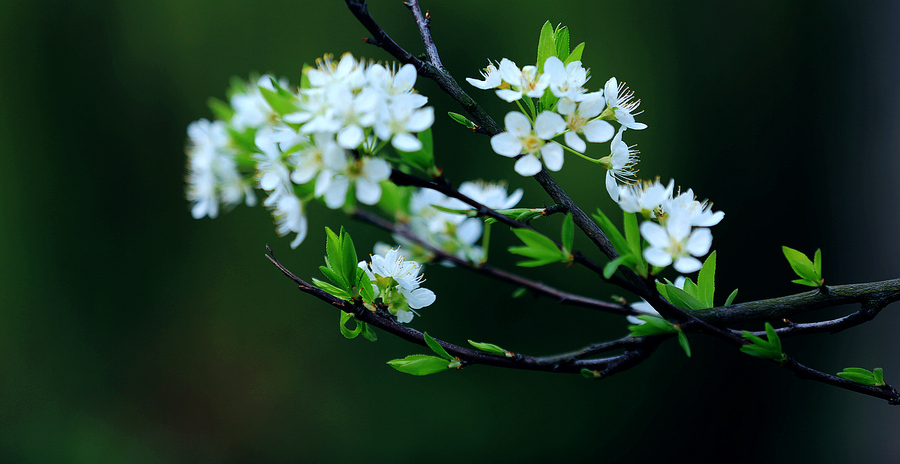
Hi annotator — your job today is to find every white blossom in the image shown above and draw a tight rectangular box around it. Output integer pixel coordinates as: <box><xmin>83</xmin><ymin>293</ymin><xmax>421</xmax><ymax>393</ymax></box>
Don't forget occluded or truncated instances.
<box><xmin>604</xmin><ymin>128</ymin><xmax>640</xmax><ymax>201</ymax></box>
<box><xmin>557</xmin><ymin>93</ymin><xmax>614</xmax><ymax>153</ymax></box>
<box><xmin>641</xmin><ymin>215</ymin><xmax>712</xmax><ymax>273</ymax></box>
<box><xmin>604</xmin><ymin>77</ymin><xmax>647</xmax><ymax>130</ymax></box>
<box><xmin>491</xmin><ymin>111</ymin><xmax>566</xmax><ymax>176</ymax></box>
<box><xmin>663</xmin><ymin>188</ymin><xmax>725</xmax><ymax>227</ymax></box>
<box><xmin>617</xmin><ymin>178</ymin><xmax>675</xmax><ymax>216</ymax></box>
<box><xmin>466</xmin><ymin>60</ymin><xmax>502</xmax><ymax>90</ymax></box>
<box><xmin>495</xmin><ymin>58</ymin><xmax>551</xmax><ymax>102</ymax></box>
<box><xmin>359</xmin><ymin>247</ymin><xmax>436</xmax><ymax>322</ymax></box>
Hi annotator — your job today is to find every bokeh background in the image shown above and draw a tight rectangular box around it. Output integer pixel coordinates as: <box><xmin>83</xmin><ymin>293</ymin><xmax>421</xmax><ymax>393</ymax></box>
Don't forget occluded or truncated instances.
<box><xmin>2</xmin><ymin>0</ymin><xmax>899</xmax><ymax>462</ymax></box>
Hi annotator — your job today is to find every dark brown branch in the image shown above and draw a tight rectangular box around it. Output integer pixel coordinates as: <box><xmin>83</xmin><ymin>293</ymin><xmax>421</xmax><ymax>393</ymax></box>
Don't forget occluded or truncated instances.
<box><xmin>692</xmin><ymin>280</ymin><xmax>900</xmax><ymax>325</ymax></box>
<box><xmin>266</xmin><ymin>245</ymin><xmax>653</xmax><ymax>375</ymax></box>
<box><xmin>404</xmin><ymin>0</ymin><xmax>445</xmax><ymax>72</ymax></box>
<box><xmin>782</xmin><ymin>357</ymin><xmax>900</xmax><ymax>405</ymax></box>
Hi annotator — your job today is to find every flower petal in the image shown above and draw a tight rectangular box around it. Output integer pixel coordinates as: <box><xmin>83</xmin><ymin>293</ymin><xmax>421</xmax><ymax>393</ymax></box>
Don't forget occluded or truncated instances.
<box><xmin>514</xmin><ymin>154</ymin><xmax>543</xmax><ymax>176</ymax></box>
<box><xmin>540</xmin><ymin>142</ymin><xmax>564</xmax><ymax>171</ymax></box>
<box><xmin>583</xmin><ymin>120</ymin><xmax>615</xmax><ymax>143</ymax></box>
<box><xmin>564</xmin><ymin>131</ymin><xmax>586</xmax><ymax>153</ymax></box>
<box><xmin>534</xmin><ymin>112</ymin><xmax>566</xmax><ymax>139</ymax></box>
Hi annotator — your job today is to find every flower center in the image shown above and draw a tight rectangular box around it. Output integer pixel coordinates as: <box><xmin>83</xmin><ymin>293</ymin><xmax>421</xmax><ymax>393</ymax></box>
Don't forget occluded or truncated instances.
<box><xmin>522</xmin><ymin>134</ymin><xmax>544</xmax><ymax>154</ymax></box>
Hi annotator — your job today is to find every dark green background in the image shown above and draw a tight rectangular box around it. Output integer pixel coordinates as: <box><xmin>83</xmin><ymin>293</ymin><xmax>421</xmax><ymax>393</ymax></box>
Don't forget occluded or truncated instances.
<box><xmin>3</xmin><ymin>0</ymin><xmax>899</xmax><ymax>462</ymax></box>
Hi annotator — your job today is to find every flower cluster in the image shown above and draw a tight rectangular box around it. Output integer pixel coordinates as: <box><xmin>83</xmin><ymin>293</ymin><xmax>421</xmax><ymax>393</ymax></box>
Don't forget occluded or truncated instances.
<box><xmin>469</xmin><ymin>56</ymin><xmax>644</xmax><ymax>189</ymax></box>
<box><xmin>616</xmin><ymin>179</ymin><xmax>723</xmax><ymax>274</ymax></box>
<box><xmin>185</xmin><ymin>54</ymin><xmax>435</xmax><ymax>248</ymax></box>
<box><xmin>358</xmin><ymin>247</ymin><xmax>436</xmax><ymax>323</ymax></box>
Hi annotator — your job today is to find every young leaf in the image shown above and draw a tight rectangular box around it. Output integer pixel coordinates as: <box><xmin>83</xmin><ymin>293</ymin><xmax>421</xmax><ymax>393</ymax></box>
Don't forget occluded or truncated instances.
<box><xmin>325</xmin><ymin>227</ymin><xmax>343</xmax><ymax>277</ymax></box>
<box><xmin>874</xmin><ymin>367</ymin><xmax>885</xmax><ymax>385</ymax></box>
<box><xmin>554</xmin><ymin>25</ymin><xmax>570</xmax><ymax>57</ymax></box>
<box><xmin>581</xmin><ymin>368</ymin><xmax>602</xmax><ymax>379</ymax></box>
<box><xmin>536</xmin><ymin>21</ymin><xmax>556</xmax><ymax>73</ymax></box>
<box><xmin>561</xmin><ymin>213</ymin><xmax>575</xmax><ymax>253</ymax></box>
<box><xmin>677</xmin><ymin>331</ymin><xmax>692</xmax><ymax>358</ymax></box>
<box><xmin>511</xmin><ymin>287</ymin><xmax>528</xmax><ymax>298</ymax></box>
<box><xmin>319</xmin><ymin>265</ymin><xmax>347</xmax><ymax>290</ymax></box>
<box><xmin>681</xmin><ymin>277</ymin><xmax>700</xmax><ymax>300</ymax></box>
<box><xmin>424</xmin><ymin>333</ymin><xmax>454</xmax><ymax>361</ymax></box>
<box><xmin>361</xmin><ymin>323</ymin><xmax>378</xmax><ymax>342</ymax></box>
<box><xmin>387</xmin><ymin>355</ymin><xmax>451</xmax><ymax>376</ymax></box>
<box><xmin>697</xmin><ymin>251</ymin><xmax>717</xmax><ymax>308</ymax></box>
<box><xmin>665</xmin><ymin>285</ymin><xmax>707</xmax><ymax>310</ymax></box>
<box><xmin>564</xmin><ymin>42</ymin><xmax>585</xmax><ymax>66</ymax></box>
<box><xmin>623</xmin><ymin>212</ymin><xmax>642</xmax><ymax>259</ymax></box>
<box><xmin>836</xmin><ymin>367</ymin><xmax>886</xmax><ymax>386</ymax></box>
<box><xmin>340</xmin><ymin>228</ymin><xmax>358</xmax><ymax>289</ymax></box>
<box><xmin>603</xmin><ymin>255</ymin><xmax>630</xmax><ymax>279</ymax></box>
<box><xmin>724</xmin><ymin>288</ymin><xmax>739</xmax><ymax>306</ymax></box>
<box><xmin>508</xmin><ymin>228</ymin><xmax>569</xmax><ymax>267</ymax></box>
<box><xmin>628</xmin><ymin>315</ymin><xmax>678</xmax><ymax>337</ymax></box>
<box><xmin>782</xmin><ymin>246</ymin><xmax>823</xmax><ymax>286</ymax></box>
<box><xmin>312</xmin><ymin>278</ymin><xmax>352</xmax><ymax>301</ymax></box>
<box><xmin>468</xmin><ymin>340</ymin><xmax>513</xmax><ymax>357</ymax></box>
<box><xmin>740</xmin><ymin>322</ymin><xmax>787</xmax><ymax>362</ymax></box>
<box><xmin>448</xmin><ymin>111</ymin><xmax>476</xmax><ymax>129</ymax></box>
<box><xmin>339</xmin><ymin>312</ymin><xmax>363</xmax><ymax>339</ymax></box>
<box><xmin>356</xmin><ymin>269</ymin><xmax>375</xmax><ymax>303</ymax></box>
<box><xmin>814</xmin><ymin>248</ymin><xmax>822</xmax><ymax>277</ymax></box>
<box><xmin>592</xmin><ymin>208</ymin><xmax>631</xmax><ymax>257</ymax></box>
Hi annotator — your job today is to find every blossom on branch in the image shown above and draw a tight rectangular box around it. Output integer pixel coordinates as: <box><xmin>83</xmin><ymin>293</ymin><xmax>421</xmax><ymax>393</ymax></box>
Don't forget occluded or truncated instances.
<box><xmin>359</xmin><ymin>247</ymin><xmax>436</xmax><ymax>323</ymax></box>
<box><xmin>491</xmin><ymin>111</ymin><xmax>566</xmax><ymax>176</ymax></box>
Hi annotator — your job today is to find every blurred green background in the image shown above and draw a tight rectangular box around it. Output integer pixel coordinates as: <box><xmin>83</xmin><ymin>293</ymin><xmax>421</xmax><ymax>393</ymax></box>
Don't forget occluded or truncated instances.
<box><xmin>2</xmin><ymin>0</ymin><xmax>899</xmax><ymax>462</ymax></box>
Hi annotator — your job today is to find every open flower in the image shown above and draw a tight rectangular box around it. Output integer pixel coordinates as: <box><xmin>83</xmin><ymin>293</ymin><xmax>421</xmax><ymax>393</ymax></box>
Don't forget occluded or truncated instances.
<box><xmin>640</xmin><ymin>215</ymin><xmax>712</xmax><ymax>273</ymax></box>
<box><xmin>603</xmin><ymin>77</ymin><xmax>647</xmax><ymax>130</ymax></box>
<box><xmin>491</xmin><ymin>111</ymin><xmax>566</xmax><ymax>176</ymax></box>
<box><xmin>663</xmin><ymin>188</ymin><xmax>725</xmax><ymax>227</ymax></box>
<box><xmin>466</xmin><ymin>60</ymin><xmax>502</xmax><ymax>90</ymax></box>
<box><xmin>495</xmin><ymin>58</ymin><xmax>551</xmax><ymax>102</ymax></box>
<box><xmin>557</xmin><ymin>93</ymin><xmax>614</xmax><ymax>153</ymax></box>
<box><xmin>603</xmin><ymin>128</ymin><xmax>640</xmax><ymax>201</ymax></box>
<box><xmin>617</xmin><ymin>178</ymin><xmax>675</xmax><ymax>217</ymax></box>
<box><xmin>359</xmin><ymin>248</ymin><xmax>436</xmax><ymax>323</ymax></box>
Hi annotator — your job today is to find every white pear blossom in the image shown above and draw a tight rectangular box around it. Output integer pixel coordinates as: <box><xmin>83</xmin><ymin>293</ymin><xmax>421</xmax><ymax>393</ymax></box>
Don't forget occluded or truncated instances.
<box><xmin>641</xmin><ymin>215</ymin><xmax>712</xmax><ymax>273</ymax></box>
<box><xmin>268</xmin><ymin>190</ymin><xmax>308</xmax><ymax>248</ymax></box>
<box><xmin>466</xmin><ymin>60</ymin><xmax>502</xmax><ymax>90</ymax></box>
<box><xmin>230</xmin><ymin>75</ymin><xmax>285</xmax><ymax>131</ymax></box>
<box><xmin>663</xmin><ymin>188</ymin><xmax>725</xmax><ymax>227</ymax></box>
<box><xmin>543</xmin><ymin>56</ymin><xmax>590</xmax><ymax>105</ymax></box>
<box><xmin>495</xmin><ymin>58</ymin><xmax>551</xmax><ymax>102</ymax></box>
<box><xmin>617</xmin><ymin>178</ymin><xmax>675</xmax><ymax>216</ymax></box>
<box><xmin>316</xmin><ymin>156</ymin><xmax>391</xmax><ymax>209</ymax></box>
<box><xmin>359</xmin><ymin>247</ymin><xmax>436</xmax><ymax>323</ymax></box>
<box><xmin>604</xmin><ymin>128</ymin><xmax>640</xmax><ymax>201</ymax></box>
<box><xmin>254</xmin><ymin>127</ymin><xmax>292</xmax><ymax>195</ymax></box>
<box><xmin>491</xmin><ymin>111</ymin><xmax>567</xmax><ymax>176</ymax></box>
<box><xmin>373</xmin><ymin>95</ymin><xmax>435</xmax><ymax>152</ymax></box>
<box><xmin>186</xmin><ymin>119</ymin><xmax>253</xmax><ymax>219</ymax></box>
<box><xmin>604</xmin><ymin>77</ymin><xmax>647</xmax><ymax>130</ymax></box>
<box><xmin>458</xmin><ymin>180</ymin><xmax>524</xmax><ymax>210</ymax></box>
<box><xmin>366</xmin><ymin>63</ymin><xmax>427</xmax><ymax>108</ymax></box>
<box><xmin>557</xmin><ymin>93</ymin><xmax>614</xmax><ymax>153</ymax></box>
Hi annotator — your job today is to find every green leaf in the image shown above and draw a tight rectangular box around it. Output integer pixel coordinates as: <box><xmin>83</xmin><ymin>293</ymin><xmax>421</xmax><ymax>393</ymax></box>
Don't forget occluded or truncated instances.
<box><xmin>564</xmin><ymin>42</ymin><xmax>584</xmax><ymax>65</ymax></box>
<box><xmin>592</xmin><ymin>208</ymin><xmax>631</xmax><ymax>258</ymax></box>
<box><xmin>468</xmin><ymin>340</ymin><xmax>512</xmax><ymax>357</ymax></box>
<box><xmin>681</xmin><ymin>277</ymin><xmax>700</xmax><ymax>299</ymax></box>
<box><xmin>387</xmin><ymin>355</ymin><xmax>451</xmax><ymax>376</ymax></box>
<box><xmin>511</xmin><ymin>287</ymin><xmax>527</xmax><ymax>298</ymax></box>
<box><xmin>424</xmin><ymin>333</ymin><xmax>454</xmax><ymax>361</ymax></box>
<box><xmin>522</xmin><ymin>92</ymin><xmax>536</xmax><ymax>115</ymax></box>
<box><xmin>508</xmin><ymin>228</ymin><xmax>569</xmax><ymax>267</ymax></box>
<box><xmin>623</xmin><ymin>212</ymin><xmax>642</xmax><ymax>258</ymax></box>
<box><xmin>740</xmin><ymin>322</ymin><xmax>786</xmax><ymax>362</ymax></box>
<box><xmin>697</xmin><ymin>251</ymin><xmax>717</xmax><ymax>308</ymax></box>
<box><xmin>814</xmin><ymin>248</ymin><xmax>822</xmax><ymax>277</ymax></box>
<box><xmin>536</xmin><ymin>21</ymin><xmax>555</xmax><ymax>73</ymax></box>
<box><xmin>665</xmin><ymin>285</ymin><xmax>707</xmax><ymax>310</ymax></box>
<box><xmin>554</xmin><ymin>24</ymin><xmax>570</xmax><ymax>59</ymax></box>
<box><xmin>656</xmin><ymin>280</ymin><xmax>670</xmax><ymax>301</ymax></box>
<box><xmin>430</xmin><ymin>204</ymin><xmax>471</xmax><ymax>216</ymax></box>
<box><xmin>836</xmin><ymin>367</ymin><xmax>886</xmax><ymax>386</ymax></box>
<box><xmin>448</xmin><ymin>111</ymin><xmax>476</xmax><ymax>129</ymax></box>
<box><xmin>581</xmin><ymin>368</ymin><xmax>602</xmax><ymax>379</ymax></box>
<box><xmin>340</xmin><ymin>228</ymin><xmax>358</xmax><ymax>289</ymax></box>
<box><xmin>339</xmin><ymin>312</ymin><xmax>363</xmax><ymax>339</ymax></box>
<box><xmin>319</xmin><ymin>265</ymin><xmax>347</xmax><ymax>289</ymax></box>
<box><xmin>628</xmin><ymin>315</ymin><xmax>678</xmax><ymax>337</ymax></box>
<box><xmin>361</xmin><ymin>323</ymin><xmax>377</xmax><ymax>342</ymax></box>
<box><xmin>603</xmin><ymin>255</ymin><xmax>629</xmax><ymax>279</ymax></box>
<box><xmin>208</xmin><ymin>97</ymin><xmax>235</xmax><ymax>121</ymax></box>
<box><xmin>312</xmin><ymin>278</ymin><xmax>352</xmax><ymax>301</ymax></box>
<box><xmin>258</xmin><ymin>86</ymin><xmax>297</xmax><ymax>117</ymax></box>
<box><xmin>325</xmin><ymin>227</ymin><xmax>343</xmax><ymax>276</ymax></box>
<box><xmin>791</xmin><ymin>278</ymin><xmax>821</xmax><ymax>287</ymax></box>
<box><xmin>677</xmin><ymin>330</ymin><xmax>692</xmax><ymax>358</ymax></box>
<box><xmin>782</xmin><ymin>246</ymin><xmax>821</xmax><ymax>284</ymax></box>
<box><xmin>357</xmin><ymin>268</ymin><xmax>375</xmax><ymax>303</ymax></box>
<box><xmin>724</xmin><ymin>288</ymin><xmax>739</xmax><ymax>306</ymax></box>
<box><xmin>561</xmin><ymin>213</ymin><xmax>574</xmax><ymax>252</ymax></box>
